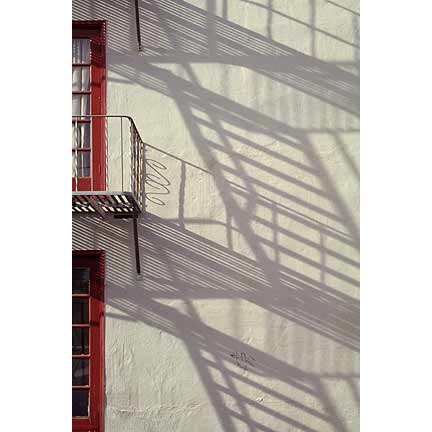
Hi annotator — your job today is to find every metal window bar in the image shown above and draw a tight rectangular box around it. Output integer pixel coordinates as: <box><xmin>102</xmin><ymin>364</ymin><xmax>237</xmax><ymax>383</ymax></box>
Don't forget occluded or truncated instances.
<box><xmin>72</xmin><ymin>115</ymin><xmax>145</xmax><ymax>212</ymax></box>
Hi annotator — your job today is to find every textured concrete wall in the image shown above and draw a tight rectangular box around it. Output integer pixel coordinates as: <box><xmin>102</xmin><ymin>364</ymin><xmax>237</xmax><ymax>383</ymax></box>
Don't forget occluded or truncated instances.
<box><xmin>73</xmin><ymin>1</ymin><xmax>359</xmax><ymax>431</ymax></box>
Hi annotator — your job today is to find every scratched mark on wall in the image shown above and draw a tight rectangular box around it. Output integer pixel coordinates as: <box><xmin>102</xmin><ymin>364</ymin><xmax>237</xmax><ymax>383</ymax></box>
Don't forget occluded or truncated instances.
<box><xmin>230</xmin><ymin>352</ymin><xmax>256</xmax><ymax>371</ymax></box>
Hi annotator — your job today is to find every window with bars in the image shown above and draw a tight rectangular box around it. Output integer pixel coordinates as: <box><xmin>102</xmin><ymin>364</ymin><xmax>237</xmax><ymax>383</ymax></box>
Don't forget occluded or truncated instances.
<box><xmin>72</xmin><ymin>251</ymin><xmax>104</xmax><ymax>432</ymax></box>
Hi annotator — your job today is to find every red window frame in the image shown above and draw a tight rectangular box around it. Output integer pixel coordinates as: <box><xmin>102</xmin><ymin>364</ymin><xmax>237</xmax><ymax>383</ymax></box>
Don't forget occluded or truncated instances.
<box><xmin>72</xmin><ymin>250</ymin><xmax>105</xmax><ymax>432</ymax></box>
<box><xmin>72</xmin><ymin>21</ymin><xmax>106</xmax><ymax>191</ymax></box>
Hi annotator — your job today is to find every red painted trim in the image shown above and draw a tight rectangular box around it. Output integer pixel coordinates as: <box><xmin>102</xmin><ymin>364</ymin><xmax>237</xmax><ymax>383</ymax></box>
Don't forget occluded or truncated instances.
<box><xmin>73</xmin><ymin>250</ymin><xmax>105</xmax><ymax>432</ymax></box>
<box><xmin>73</xmin><ymin>21</ymin><xmax>106</xmax><ymax>192</ymax></box>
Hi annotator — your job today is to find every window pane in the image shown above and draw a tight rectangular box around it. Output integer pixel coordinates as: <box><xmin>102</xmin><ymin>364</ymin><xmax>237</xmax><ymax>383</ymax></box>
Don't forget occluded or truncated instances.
<box><xmin>72</xmin><ymin>268</ymin><xmax>90</xmax><ymax>294</ymax></box>
<box><xmin>72</xmin><ymin>328</ymin><xmax>89</xmax><ymax>354</ymax></box>
<box><xmin>73</xmin><ymin>298</ymin><xmax>89</xmax><ymax>324</ymax></box>
<box><xmin>73</xmin><ymin>358</ymin><xmax>89</xmax><ymax>386</ymax></box>
<box><xmin>72</xmin><ymin>67</ymin><xmax>90</xmax><ymax>91</ymax></box>
<box><xmin>72</xmin><ymin>389</ymin><xmax>89</xmax><ymax>417</ymax></box>
<box><xmin>71</xmin><ymin>123</ymin><xmax>91</xmax><ymax>149</ymax></box>
<box><xmin>78</xmin><ymin>152</ymin><xmax>91</xmax><ymax>177</ymax></box>
<box><xmin>72</xmin><ymin>151</ymin><xmax>91</xmax><ymax>178</ymax></box>
<box><xmin>72</xmin><ymin>39</ymin><xmax>90</xmax><ymax>64</ymax></box>
<box><xmin>72</xmin><ymin>94</ymin><xmax>90</xmax><ymax>116</ymax></box>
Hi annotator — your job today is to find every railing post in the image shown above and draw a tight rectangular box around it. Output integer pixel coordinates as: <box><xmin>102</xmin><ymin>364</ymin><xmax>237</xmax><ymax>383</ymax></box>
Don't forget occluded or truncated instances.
<box><xmin>105</xmin><ymin>116</ymin><xmax>108</xmax><ymax>191</ymax></box>
<box><xmin>74</xmin><ymin>118</ymin><xmax>78</xmax><ymax>191</ymax></box>
<box><xmin>141</xmin><ymin>136</ymin><xmax>145</xmax><ymax>210</ymax></box>
<box><xmin>90</xmin><ymin>116</ymin><xmax>94</xmax><ymax>191</ymax></box>
<box><xmin>120</xmin><ymin>116</ymin><xmax>124</xmax><ymax>191</ymax></box>
<box><xmin>139</xmin><ymin>135</ymin><xmax>144</xmax><ymax>210</ymax></box>
<box><xmin>131</xmin><ymin>121</ymin><xmax>135</xmax><ymax>198</ymax></box>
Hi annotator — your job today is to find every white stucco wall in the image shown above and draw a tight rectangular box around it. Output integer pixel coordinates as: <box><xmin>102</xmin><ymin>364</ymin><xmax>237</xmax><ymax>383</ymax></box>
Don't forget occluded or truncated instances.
<box><xmin>73</xmin><ymin>1</ymin><xmax>359</xmax><ymax>431</ymax></box>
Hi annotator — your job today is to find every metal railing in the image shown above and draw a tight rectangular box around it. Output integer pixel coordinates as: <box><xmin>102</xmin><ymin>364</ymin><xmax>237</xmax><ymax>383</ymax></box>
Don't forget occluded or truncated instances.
<box><xmin>72</xmin><ymin>115</ymin><xmax>145</xmax><ymax>211</ymax></box>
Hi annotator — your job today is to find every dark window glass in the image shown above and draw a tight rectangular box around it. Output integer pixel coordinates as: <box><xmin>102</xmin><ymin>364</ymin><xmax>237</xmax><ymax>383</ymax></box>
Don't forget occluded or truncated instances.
<box><xmin>72</xmin><ymin>389</ymin><xmax>89</xmax><ymax>417</ymax></box>
<box><xmin>72</xmin><ymin>267</ymin><xmax>90</xmax><ymax>294</ymax></box>
<box><xmin>72</xmin><ymin>358</ymin><xmax>89</xmax><ymax>386</ymax></box>
<box><xmin>72</xmin><ymin>328</ymin><xmax>89</xmax><ymax>354</ymax></box>
<box><xmin>73</xmin><ymin>298</ymin><xmax>89</xmax><ymax>324</ymax></box>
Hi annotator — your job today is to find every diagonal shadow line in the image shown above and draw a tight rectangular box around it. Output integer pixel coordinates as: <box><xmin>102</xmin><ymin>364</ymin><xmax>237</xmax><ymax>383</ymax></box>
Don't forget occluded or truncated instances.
<box><xmin>241</xmin><ymin>0</ymin><xmax>359</xmax><ymax>49</ymax></box>
<box><xmin>144</xmin><ymin>142</ymin><xmax>357</xmax><ymax>250</ymax></box>
<box><xmin>74</xmin><ymin>0</ymin><xmax>359</xmax><ymax>115</ymax></box>
<box><xmin>112</xmin><ymin>307</ymin><xmax>358</xmax><ymax>428</ymax></box>
<box><xmin>332</xmin><ymin>131</ymin><xmax>360</xmax><ymax>180</ymax></box>
<box><xmin>73</xmin><ymin>213</ymin><xmax>359</xmax><ymax>352</ymax></box>
<box><xmin>106</xmin><ymin>287</ymin><xmax>350</xmax><ymax>432</ymax></box>
<box><xmin>150</xmin><ymin>217</ymin><xmax>246</xmax><ymax>431</ymax></box>
<box><xmin>135</xmin><ymin>0</ymin><xmax>359</xmax><ymax>115</ymax></box>
<box><xmin>147</xmin><ymin>60</ymin><xmax>360</xmax><ymax>280</ymax></box>
<box><xmin>107</xmin><ymin>57</ymin><xmax>359</xmax><ymax>245</ymax></box>
<box><xmin>145</xmin><ymin>0</ymin><xmax>289</xmax><ymax>320</ymax></box>
<box><xmin>73</xmin><ymin>206</ymin><xmax>359</xmax><ymax>429</ymax></box>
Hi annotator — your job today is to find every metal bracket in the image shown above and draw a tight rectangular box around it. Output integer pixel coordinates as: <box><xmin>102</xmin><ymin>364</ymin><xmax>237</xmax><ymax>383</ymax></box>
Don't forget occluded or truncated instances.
<box><xmin>113</xmin><ymin>211</ymin><xmax>141</xmax><ymax>274</ymax></box>
<box><xmin>89</xmin><ymin>197</ymin><xmax>107</xmax><ymax>219</ymax></box>
<box><xmin>134</xmin><ymin>0</ymin><xmax>143</xmax><ymax>51</ymax></box>
<box><xmin>132</xmin><ymin>210</ymin><xmax>141</xmax><ymax>274</ymax></box>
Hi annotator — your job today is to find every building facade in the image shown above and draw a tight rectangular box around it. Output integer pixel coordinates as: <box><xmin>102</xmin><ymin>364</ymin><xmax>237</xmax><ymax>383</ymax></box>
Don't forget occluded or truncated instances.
<box><xmin>72</xmin><ymin>1</ymin><xmax>360</xmax><ymax>431</ymax></box>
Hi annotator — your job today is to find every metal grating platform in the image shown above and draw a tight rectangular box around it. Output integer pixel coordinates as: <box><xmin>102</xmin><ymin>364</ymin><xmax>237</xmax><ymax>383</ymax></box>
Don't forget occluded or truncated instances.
<box><xmin>72</xmin><ymin>192</ymin><xmax>142</xmax><ymax>217</ymax></box>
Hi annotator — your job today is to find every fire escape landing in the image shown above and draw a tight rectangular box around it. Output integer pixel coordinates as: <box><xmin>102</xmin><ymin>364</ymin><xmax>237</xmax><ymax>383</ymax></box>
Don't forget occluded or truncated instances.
<box><xmin>72</xmin><ymin>115</ymin><xmax>145</xmax><ymax>273</ymax></box>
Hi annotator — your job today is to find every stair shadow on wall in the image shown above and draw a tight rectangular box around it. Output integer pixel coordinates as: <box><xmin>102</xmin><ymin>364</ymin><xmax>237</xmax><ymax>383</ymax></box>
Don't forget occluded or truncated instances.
<box><xmin>73</xmin><ymin>212</ymin><xmax>359</xmax><ymax>432</ymax></box>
